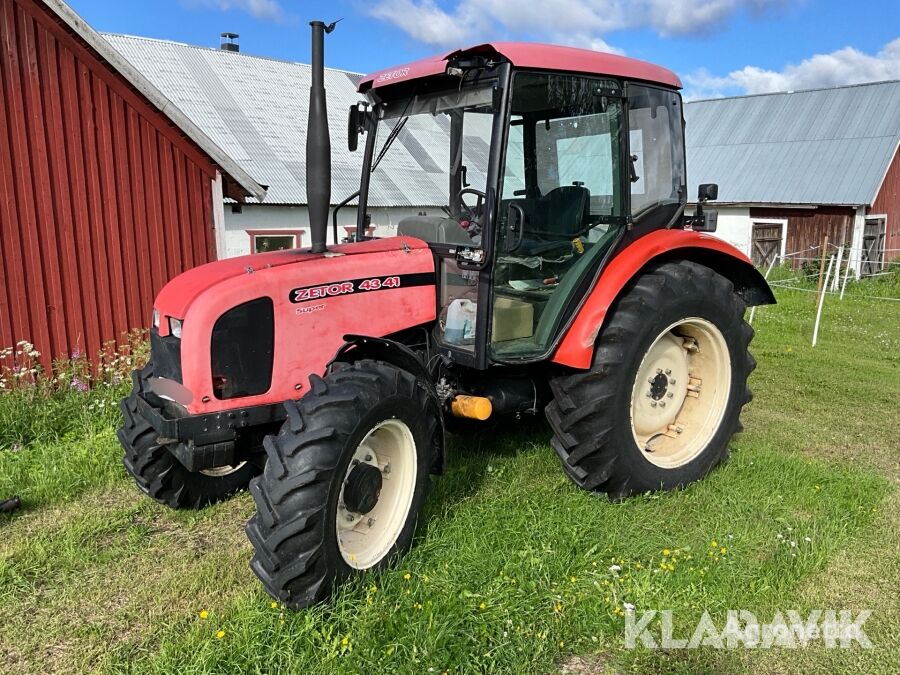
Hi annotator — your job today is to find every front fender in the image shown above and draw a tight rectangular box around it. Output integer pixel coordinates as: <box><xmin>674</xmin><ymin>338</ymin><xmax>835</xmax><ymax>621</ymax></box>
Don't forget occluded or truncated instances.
<box><xmin>552</xmin><ymin>230</ymin><xmax>775</xmax><ymax>369</ymax></box>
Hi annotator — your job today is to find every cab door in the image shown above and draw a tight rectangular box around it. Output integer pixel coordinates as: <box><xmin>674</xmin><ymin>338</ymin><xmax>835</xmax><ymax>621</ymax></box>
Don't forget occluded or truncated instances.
<box><xmin>490</xmin><ymin>72</ymin><xmax>628</xmax><ymax>361</ymax></box>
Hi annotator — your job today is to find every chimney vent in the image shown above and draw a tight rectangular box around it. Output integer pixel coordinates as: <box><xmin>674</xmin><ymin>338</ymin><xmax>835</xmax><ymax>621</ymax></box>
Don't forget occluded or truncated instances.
<box><xmin>220</xmin><ymin>32</ymin><xmax>239</xmax><ymax>52</ymax></box>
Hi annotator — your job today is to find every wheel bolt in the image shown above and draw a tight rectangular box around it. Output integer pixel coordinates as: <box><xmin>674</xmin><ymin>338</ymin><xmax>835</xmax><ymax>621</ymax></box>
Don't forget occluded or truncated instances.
<box><xmin>665</xmin><ymin>368</ymin><xmax>672</xmax><ymax>375</ymax></box>
<box><xmin>364</xmin><ymin>454</ymin><xmax>372</xmax><ymax>462</ymax></box>
<box><xmin>670</xmin><ymin>379</ymin><xmax>676</xmax><ymax>385</ymax></box>
<box><xmin>351</xmin><ymin>459</ymin><xmax>359</xmax><ymax>466</ymax></box>
<box><xmin>646</xmin><ymin>392</ymin><xmax>652</xmax><ymax>398</ymax></box>
<box><xmin>656</xmin><ymin>368</ymin><xmax>663</xmax><ymax>374</ymax></box>
<box><xmin>648</xmin><ymin>377</ymin><xmax>654</xmax><ymax>384</ymax></box>
<box><xmin>667</xmin><ymin>392</ymin><xmax>674</xmax><ymax>398</ymax></box>
<box><xmin>367</xmin><ymin>517</ymin><xmax>375</xmax><ymax>528</ymax></box>
<box><xmin>660</xmin><ymin>401</ymin><xmax>666</xmax><ymax>408</ymax></box>
<box><xmin>346</xmin><ymin>513</ymin><xmax>355</xmax><ymax>522</ymax></box>
<box><xmin>650</xmin><ymin>401</ymin><xmax>658</xmax><ymax>407</ymax></box>
<box><xmin>383</xmin><ymin>463</ymin><xmax>391</xmax><ymax>474</ymax></box>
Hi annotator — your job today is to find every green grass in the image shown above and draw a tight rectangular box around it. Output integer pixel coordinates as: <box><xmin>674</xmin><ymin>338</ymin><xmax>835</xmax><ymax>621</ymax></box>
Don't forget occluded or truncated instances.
<box><xmin>1</xmin><ymin>278</ymin><xmax>898</xmax><ymax>674</ymax></box>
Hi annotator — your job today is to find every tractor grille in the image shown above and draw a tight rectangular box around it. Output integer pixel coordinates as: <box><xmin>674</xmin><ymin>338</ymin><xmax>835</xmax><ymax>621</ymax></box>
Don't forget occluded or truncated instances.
<box><xmin>150</xmin><ymin>328</ymin><xmax>183</xmax><ymax>383</ymax></box>
<box><xmin>210</xmin><ymin>297</ymin><xmax>275</xmax><ymax>400</ymax></box>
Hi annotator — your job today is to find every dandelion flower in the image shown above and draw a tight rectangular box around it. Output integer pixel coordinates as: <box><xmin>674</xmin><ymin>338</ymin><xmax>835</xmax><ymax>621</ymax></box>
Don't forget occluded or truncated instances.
<box><xmin>198</xmin><ymin>610</ymin><xmax>209</xmax><ymax>620</ymax></box>
<box><xmin>341</xmin><ymin>637</ymin><xmax>349</xmax><ymax>646</ymax></box>
<box><xmin>569</xmin><ymin>576</ymin><xmax>577</xmax><ymax>583</ymax></box>
<box><xmin>271</xmin><ymin>601</ymin><xmax>278</xmax><ymax>609</ymax></box>
<box><xmin>720</xmin><ymin>547</ymin><xmax>727</xmax><ymax>555</ymax></box>
<box><xmin>710</xmin><ymin>539</ymin><xmax>717</xmax><ymax>548</ymax></box>
<box><xmin>403</xmin><ymin>572</ymin><xmax>411</xmax><ymax>580</ymax></box>
<box><xmin>216</xmin><ymin>630</ymin><xmax>225</xmax><ymax>639</ymax></box>
<box><xmin>662</xmin><ymin>549</ymin><xmax>671</xmax><ymax>556</ymax></box>
<box><xmin>479</xmin><ymin>602</ymin><xmax>486</xmax><ymax>610</ymax></box>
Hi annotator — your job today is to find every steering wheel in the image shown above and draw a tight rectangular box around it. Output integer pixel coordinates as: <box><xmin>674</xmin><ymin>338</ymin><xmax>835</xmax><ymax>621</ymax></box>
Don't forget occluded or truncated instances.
<box><xmin>456</xmin><ymin>187</ymin><xmax>486</xmax><ymax>222</ymax></box>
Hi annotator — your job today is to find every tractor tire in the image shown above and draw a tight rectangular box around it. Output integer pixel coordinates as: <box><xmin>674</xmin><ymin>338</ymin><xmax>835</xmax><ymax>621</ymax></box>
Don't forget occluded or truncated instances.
<box><xmin>118</xmin><ymin>366</ymin><xmax>256</xmax><ymax>509</ymax></box>
<box><xmin>246</xmin><ymin>360</ymin><xmax>439</xmax><ymax>609</ymax></box>
<box><xmin>546</xmin><ymin>260</ymin><xmax>755</xmax><ymax>500</ymax></box>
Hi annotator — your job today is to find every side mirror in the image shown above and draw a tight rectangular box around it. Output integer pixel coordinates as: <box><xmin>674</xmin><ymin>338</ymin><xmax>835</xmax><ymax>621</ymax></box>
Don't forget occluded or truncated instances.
<box><xmin>693</xmin><ymin>209</ymin><xmax>718</xmax><ymax>233</ymax></box>
<box><xmin>698</xmin><ymin>183</ymin><xmax>718</xmax><ymax>202</ymax></box>
<box><xmin>347</xmin><ymin>104</ymin><xmax>360</xmax><ymax>152</ymax></box>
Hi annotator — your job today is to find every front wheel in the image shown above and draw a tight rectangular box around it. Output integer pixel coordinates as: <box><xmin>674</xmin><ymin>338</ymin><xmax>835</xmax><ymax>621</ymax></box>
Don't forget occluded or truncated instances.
<box><xmin>118</xmin><ymin>366</ymin><xmax>256</xmax><ymax>509</ymax></box>
<box><xmin>246</xmin><ymin>360</ymin><xmax>439</xmax><ymax>609</ymax></box>
<box><xmin>546</xmin><ymin>260</ymin><xmax>755</xmax><ymax>499</ymax></box>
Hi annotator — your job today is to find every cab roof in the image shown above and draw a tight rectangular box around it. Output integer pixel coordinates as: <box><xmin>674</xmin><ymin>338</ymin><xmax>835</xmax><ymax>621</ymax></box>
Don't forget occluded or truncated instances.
<box><xmin>358</xmin><ymin>42</ymin><xmax>682</xmax><ymax>94</ymax></box>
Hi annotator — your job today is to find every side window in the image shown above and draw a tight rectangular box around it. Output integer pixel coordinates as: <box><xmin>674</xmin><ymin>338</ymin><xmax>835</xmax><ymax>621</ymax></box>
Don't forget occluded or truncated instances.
<box><xmin>536</xmin><ymin>114</ymin><xmax>617</xmax><ymax>217</ymax></box>
<box><xmin>627</xmin><ymin>86</ymin><xmax>686</xmax><ymax>217</ymax></box>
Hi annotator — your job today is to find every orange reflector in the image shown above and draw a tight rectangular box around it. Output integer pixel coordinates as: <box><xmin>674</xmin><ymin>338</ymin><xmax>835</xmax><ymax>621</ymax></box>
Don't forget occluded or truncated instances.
<box><xmin>450</xmin><ymin>395</ymin><xmax>493</xmax><ymax>421</ymax></box>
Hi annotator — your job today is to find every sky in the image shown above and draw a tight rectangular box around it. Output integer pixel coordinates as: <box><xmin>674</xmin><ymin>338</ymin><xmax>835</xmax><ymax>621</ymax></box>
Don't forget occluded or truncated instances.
<box><xmin>67</xmin><ymin>0</ymin><xmax>900</xmax><ymax>99</ymax></box>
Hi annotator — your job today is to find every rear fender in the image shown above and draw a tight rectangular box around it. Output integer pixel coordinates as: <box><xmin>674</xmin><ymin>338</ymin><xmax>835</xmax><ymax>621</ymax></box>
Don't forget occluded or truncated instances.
<box><xmin>552</xmin><ymin>230</ymin><xmax>775</xmax><ymax>369</ymax></box>
<box><xmin>329</xmin><ymin>335</ymin><xmax>447</xmax><ymax>475</ymax></box>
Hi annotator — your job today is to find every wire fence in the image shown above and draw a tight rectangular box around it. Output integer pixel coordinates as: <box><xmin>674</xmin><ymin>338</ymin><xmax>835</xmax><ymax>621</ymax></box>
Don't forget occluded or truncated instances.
<box><xmin>749</xmin><ymin>240</ymin><xmax>900</xmax><ymax>344</ymax></box>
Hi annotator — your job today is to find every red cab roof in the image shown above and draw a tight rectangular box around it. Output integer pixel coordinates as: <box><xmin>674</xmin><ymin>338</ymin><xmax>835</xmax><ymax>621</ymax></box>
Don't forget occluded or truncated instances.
<box><xmin>358</xmin><ymin>42</ymin><xmax>682</xmax><ymax>93</ymax></box>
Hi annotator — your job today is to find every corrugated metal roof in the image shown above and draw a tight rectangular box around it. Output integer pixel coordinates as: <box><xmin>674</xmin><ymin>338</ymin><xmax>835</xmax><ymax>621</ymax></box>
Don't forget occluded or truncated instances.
<box><xmin>685</xmin><ymin>81</ymin><xmax>900</xmax><ymax>206</ymax></box>
<box><xmin>104</xmin><ymin>33</ymin><xmax>900</xmax><ymax>209</ymax></box>
<box><xmin>44</xmin><ymin>2</ymin><xmax>266</xmax><ymax>201</ymax></box>
<box><xmin>103</xmin><ymin>33</ymin><xmax>465</xmax><ymax>207</ymax></box>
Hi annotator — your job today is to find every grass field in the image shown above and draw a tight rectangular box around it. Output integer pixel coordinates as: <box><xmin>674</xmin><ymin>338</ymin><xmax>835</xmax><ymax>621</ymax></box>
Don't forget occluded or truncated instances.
<box><xmin>1</xmin><ymin>273</ymin><xmax>898</xmax><ymax>674</ymax></box>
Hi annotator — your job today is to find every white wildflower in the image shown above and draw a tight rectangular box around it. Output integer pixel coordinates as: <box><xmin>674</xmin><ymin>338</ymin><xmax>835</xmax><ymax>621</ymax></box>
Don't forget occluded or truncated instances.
<box><xmin>609</xmin><ymin>564</ymin><xmax>621</xmax><ymax>573</ymax></box>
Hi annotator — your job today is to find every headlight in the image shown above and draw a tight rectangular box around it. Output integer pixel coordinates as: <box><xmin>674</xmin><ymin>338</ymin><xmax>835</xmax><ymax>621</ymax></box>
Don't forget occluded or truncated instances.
<box><xmin>152</xmin><ymin>308</ymin><xmax>160</xmax><ymax>329</ymax></box>
<box><xmin>169</xmin><ymin>317</ymin><xmax>184</xmax><ymax>339</ymax></box>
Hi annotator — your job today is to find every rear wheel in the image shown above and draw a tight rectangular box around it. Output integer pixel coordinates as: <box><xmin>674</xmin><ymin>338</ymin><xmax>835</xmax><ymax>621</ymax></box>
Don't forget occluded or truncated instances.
<box><xmin>246</xmin><ymin>360</ymin><xmax>439</xmax><ymax>609</ymax></box>
<box><xmin>118</xmin><ymin>366</ymin><xmax>256</xmax><ymax>509</ymax></box>
<box><xmin>546</xmin><ymin>260</ymin><xmax>755</xmax><ymax>499</ymax></box>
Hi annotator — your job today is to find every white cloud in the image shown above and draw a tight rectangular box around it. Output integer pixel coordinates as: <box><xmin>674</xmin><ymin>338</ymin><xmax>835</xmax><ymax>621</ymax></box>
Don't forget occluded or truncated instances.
<box><xmin>186</xmin><ymin>0</ymin><xmax>288</xmax><ymax>23</ymax></box>
<box><xmin>685</xmin><ymin>38</ymin><xmax>900</xmax><ymax>99</ymax></box>
<box><xmin>368</xmin><ymin>0</ymin><xmax>788</xmax><ymax>50</ymax></box>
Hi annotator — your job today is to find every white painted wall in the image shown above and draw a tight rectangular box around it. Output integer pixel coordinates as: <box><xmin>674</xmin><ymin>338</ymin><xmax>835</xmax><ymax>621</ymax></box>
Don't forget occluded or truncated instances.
<box><xmin>221</xmin><ymin>204</ymin><xmax>440</xmax><ymax>258</ymax></box>
<box><xmin>685</xmin><ymin>206</ymin><xmax>753</xmax><ymax>257</ymax></box>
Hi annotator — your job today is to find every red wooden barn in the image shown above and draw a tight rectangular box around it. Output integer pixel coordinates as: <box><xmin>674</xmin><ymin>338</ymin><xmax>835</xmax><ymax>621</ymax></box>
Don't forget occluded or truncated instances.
<box><xmin>0</xmin><ymin>0</ymin><xmax>266</xmax><ymax>372</ymax></box>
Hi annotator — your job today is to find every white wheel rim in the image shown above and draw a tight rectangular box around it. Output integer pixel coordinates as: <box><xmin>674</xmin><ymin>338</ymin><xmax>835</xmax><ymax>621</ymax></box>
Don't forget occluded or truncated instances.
<box><xmin>337</xmin><ymin>419</ymin><xmax>417</xmax><ymax>570</ymax></box>
<box><xmin>630</xmin><ymin>318</ymin><xmax>732</xmax><ymax>469</ymax></box>
<box><xmin>199</xmin><ymin>461</ymin><xmax>246</xmax><ymax>477</ymax></box>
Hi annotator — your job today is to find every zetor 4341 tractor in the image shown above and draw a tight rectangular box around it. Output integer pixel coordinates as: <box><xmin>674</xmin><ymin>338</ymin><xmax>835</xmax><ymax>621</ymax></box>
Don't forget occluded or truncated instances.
<box><xmin>119</xmin><ymin>23</ymin><xmax>774</xmax><ymax>608</ymax></box>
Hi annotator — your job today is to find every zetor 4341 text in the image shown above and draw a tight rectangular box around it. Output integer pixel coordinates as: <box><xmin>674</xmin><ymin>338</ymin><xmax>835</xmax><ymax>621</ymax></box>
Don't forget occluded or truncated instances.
<box><xmin>118</xmin><ymin>26</ymin><xmax>775</xmax><ymax>609</ymax></box>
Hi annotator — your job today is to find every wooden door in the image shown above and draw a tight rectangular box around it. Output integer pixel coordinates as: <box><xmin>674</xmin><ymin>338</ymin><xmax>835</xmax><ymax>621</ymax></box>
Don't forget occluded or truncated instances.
<box><xmin>752</xmin><ymin>223</ymin><xmax>782</xmax><ymax>267</ymax></box>
<box><xmin>861</xmin><ymin>218</ymin><xmax>886</xmax><ymax>277</ymax></box>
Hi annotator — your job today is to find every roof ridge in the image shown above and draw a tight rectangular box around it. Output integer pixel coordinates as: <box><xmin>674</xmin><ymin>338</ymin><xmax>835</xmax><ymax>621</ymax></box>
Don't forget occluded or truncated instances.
<box><xmin>101</xmin><ymin>32</ymin><xmax>364</xmax><ymax>76</ymax></box>
<box><xmin>687</xmin><ymin>78</ymin><xmax>900</xmax><ymax>104</ymax></box>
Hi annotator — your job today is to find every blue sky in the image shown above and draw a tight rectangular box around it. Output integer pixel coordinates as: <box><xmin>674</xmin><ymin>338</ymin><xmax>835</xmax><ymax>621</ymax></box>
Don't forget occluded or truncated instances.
<box><xmin>69</xmin><ymin>0</ymin><xmax>900</xmax><ymax>98</ymax></box>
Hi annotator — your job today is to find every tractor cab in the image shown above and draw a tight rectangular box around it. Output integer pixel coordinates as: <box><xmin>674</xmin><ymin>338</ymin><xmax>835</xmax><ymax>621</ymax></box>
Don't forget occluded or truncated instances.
<box><xmin>352</xmin><ymin>44</ymin><xmax>689</xmax><ymax>367</ymax></box>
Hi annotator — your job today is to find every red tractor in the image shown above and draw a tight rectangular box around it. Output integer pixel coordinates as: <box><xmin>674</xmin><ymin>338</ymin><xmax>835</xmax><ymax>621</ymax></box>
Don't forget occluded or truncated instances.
<box><xmin>118</xmin><ymin>22</ymin><xmax>774</xmax><ymax>608</ymax></box>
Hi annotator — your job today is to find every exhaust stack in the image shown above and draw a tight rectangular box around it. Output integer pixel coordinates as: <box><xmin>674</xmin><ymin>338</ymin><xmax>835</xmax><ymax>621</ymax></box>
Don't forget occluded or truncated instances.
<box><xmin>306</xmin><ymin>20</ymin><xmax>337</xmax><ymax>254</ymax></box>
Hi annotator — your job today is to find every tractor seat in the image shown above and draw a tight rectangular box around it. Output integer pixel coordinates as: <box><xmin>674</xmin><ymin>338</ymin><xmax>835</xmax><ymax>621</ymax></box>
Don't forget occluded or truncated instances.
<box><xmin>513</xmin><ymin>185</ymin><xmax>590</xmax><ymax>256</ymax></box>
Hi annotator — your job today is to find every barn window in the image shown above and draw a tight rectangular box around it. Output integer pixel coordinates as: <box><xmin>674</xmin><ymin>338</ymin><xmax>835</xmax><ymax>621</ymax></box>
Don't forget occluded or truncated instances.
<box><xmin>247</xmin><ymin>230</ymin><xmax>303</xmax><ymax>253</ymax></box>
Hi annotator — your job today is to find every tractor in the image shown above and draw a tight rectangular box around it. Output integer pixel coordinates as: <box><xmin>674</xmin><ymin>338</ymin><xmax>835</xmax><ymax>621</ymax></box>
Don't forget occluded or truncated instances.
<box><xmin>118</xmin><ymin>22</ymin><xmax>775</xmax><ymax>609</ymax></box>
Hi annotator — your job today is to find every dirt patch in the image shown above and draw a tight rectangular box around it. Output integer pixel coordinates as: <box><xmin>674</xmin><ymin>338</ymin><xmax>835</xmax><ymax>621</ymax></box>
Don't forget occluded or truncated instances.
<box><xmin>560</xmin><ymin>654</ymin><xmax>617</xmax><ymax>674</ymax></box>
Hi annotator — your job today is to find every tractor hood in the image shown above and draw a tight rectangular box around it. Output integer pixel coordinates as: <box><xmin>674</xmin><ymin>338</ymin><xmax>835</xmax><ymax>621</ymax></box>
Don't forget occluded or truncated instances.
<box><xmin>152</xmin><ymin>235</ymin><xmax>437</xmax><ymax>415</ymax></box>
<box><xmin>154</xmin><ymin>237</ymin><xmax>431</xmax><ymax>325</ymax></box>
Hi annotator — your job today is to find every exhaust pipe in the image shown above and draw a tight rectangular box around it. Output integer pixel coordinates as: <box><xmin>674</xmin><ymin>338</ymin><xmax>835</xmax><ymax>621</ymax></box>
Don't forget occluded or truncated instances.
<box><xmin>307</xmin><ymin>20</ymin><xmax>337</xmax><ymax>253</ymax></box>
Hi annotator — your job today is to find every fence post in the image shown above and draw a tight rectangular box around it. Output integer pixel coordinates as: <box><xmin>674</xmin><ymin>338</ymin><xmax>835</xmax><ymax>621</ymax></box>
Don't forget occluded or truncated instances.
<box><xmin>812</xmin><ymin>254</ymin><xmax>835</xmax><ymax>347</ymax></box>
<box><xmin>815</xmin><ymin>235</ymin><xmax>829</xmax><ymax>307</ymax></box>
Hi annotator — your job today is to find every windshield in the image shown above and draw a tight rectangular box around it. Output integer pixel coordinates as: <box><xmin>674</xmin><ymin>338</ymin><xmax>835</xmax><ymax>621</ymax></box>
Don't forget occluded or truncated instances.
<box><xmin>366</xmin><ymin>83</ymin><xmax>497</xmax><ymax>245</ymax></box>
